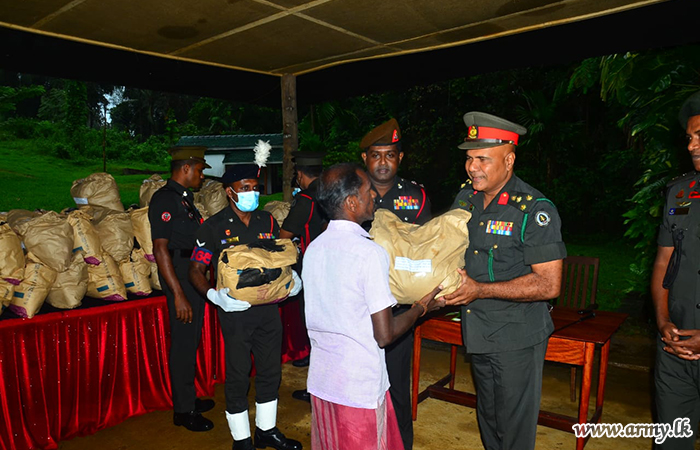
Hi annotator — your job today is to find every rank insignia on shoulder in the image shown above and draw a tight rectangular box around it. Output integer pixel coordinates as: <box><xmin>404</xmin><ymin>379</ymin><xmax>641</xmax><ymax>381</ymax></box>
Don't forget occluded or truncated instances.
<box><xmin>526</xmin><ymin>195</ymin><xmax>533</xmax><ymax>201</ymax></box>
<box><xmin>520</xmin><ymin>204</ymin><xmax>527</xmax><ymax>211</ymax></box>
<box><xmin>535</xmin><ymin>211</ymin><xmax>551</xmax><ymax>226</ymax></box>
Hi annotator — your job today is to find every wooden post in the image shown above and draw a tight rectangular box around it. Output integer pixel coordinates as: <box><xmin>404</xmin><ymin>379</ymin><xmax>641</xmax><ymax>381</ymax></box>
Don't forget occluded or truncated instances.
<box><xmin>281</xmin><ymin>74</ymin><xmax>298</xmax><ymax>202</ymax></box>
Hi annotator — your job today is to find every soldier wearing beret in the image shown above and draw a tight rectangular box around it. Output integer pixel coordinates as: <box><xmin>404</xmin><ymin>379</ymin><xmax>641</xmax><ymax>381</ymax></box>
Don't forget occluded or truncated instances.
<box><xmin>148</xmin><ymin>146</ymin><xmax>216</xmax><ymax>432</ymax></box>
<box><xmin>445</xmin><ymin>112</ymin><xmax>566</xmax><ymax>450</ymax></box>
<box><xmin>279</xmin><ymin>152</ymin><xmax>328</xmax><ymax>399</ymax></box>
<box><xmin>652</xmin><ymin>91</ymin><xmax>700</xmax><ymax>450</ymax></box>
<box><xmin>360</xmin><ymin>118</ymin><xmax>432</xmax><ymax>450</ymax></box>
<box><xmin>188</xmin><ymin>164</ymin><xmax>302</xmax><ymax>450</ymax></box>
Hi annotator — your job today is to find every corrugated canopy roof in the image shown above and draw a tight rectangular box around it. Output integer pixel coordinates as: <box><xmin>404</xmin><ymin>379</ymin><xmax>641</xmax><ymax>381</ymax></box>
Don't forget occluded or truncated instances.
<box><xmin>0</xmin><ymin>0</ymin><xmax>697</xmax><ymax>105</ymax></box>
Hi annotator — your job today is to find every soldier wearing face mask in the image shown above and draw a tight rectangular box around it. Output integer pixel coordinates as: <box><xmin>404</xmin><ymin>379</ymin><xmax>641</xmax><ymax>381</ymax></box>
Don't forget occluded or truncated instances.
<box><xmin>189</xmin><ymin>164</ymin><xmax>303</xmax><ymax>450</ymax></box>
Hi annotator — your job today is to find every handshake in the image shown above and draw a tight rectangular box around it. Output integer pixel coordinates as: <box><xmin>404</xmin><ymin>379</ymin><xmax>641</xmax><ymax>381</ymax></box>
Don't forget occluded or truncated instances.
<box><xmin>207</xmin><ymin>270</ymin><xmax>302</xmax><ymax>312</ymax></box>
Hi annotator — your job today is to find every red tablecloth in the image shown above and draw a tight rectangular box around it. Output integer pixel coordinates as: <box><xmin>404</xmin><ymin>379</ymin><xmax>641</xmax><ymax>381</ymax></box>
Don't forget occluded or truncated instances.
<box><xmin>0</xmin><ymin>295</ymin><xmax>309</xmax><ymax>450</ymax></box>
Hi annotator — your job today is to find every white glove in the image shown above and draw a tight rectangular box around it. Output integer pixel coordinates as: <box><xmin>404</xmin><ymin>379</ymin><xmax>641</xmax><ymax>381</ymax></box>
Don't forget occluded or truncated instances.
<box><xmin>289</xmin><ymin>270</ymin><xmax>302</xmax><ymax>297</ymax></box>
<box><xmin>207</xmin><ymin>288</ymin><xmax>251</xmax><ymax>312</ymax></box>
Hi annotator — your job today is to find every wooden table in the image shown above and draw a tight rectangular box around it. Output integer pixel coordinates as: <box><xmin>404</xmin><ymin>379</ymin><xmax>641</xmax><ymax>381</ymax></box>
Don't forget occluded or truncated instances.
<box><xmin>412</xmin><ymin>306</ymin><xmax>628</xmax><ymax>450</ymax></box>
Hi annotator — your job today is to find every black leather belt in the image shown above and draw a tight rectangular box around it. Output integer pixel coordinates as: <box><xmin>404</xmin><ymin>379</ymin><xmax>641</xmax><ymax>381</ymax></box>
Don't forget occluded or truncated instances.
<box><xmin>168</xmin><ymin>249</ymin><xmax>193</xmax><ymax>258</ymax></box>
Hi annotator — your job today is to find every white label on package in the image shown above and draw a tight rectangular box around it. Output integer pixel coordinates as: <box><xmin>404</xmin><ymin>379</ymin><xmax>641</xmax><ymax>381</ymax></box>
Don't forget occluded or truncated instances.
<box><xmin>394</xmin><ymin>257</ymin><xmax>432</xmax><ymax>273</ymax></box>
<box><xmin>73</xmin><ymin>197</ymin><xmax>89</xmax><ymax>205</ymax></box>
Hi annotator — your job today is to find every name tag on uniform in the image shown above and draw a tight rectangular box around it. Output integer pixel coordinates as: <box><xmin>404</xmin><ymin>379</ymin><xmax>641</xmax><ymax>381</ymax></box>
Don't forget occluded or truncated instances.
<box><xmin>394</xmin><ymin>196</ymin><xmax>419</xmax><ymax>210</ymax></box>
<box><xmin>485</xmin><ymin>220</ymin><xmax>513</xmax><ymax>236</ymax></box>
<box><xmin>669</xmin><ymin>208</ymin><xmax>689</xmax><ymax>215</ymax></box>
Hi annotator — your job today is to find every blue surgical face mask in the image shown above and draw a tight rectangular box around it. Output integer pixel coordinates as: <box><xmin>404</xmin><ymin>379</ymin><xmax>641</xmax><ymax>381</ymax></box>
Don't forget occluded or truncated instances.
<box><xmin>292</xmin><ymin>187</ymin><xmax>301</xmax><ymax>196</ymax></box>
<box><xmin>233</xmin><ymin>191</ymin><xmax>259</xmax><ymax>212</ymax></box>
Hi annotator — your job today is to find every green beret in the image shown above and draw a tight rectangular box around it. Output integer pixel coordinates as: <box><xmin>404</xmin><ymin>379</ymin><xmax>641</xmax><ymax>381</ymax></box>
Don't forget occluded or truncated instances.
<box><xmin>458</xmin><ymin>112</ymin><xmax>527</xmax><ymax>150</ymax></box>
<box><xmin>360</xmin><ymin>118</ymin><xmax>401</xmax><ymax>150</ymax></box>
<box><xmin>168</xmin><ymin>146</ymin><xmax>211</xmax><ymax>168</ymax></box>
<box><xmin>679</xmin><ymin>91</ymin><xmax>700</xmax><ymax>129</ymax></box>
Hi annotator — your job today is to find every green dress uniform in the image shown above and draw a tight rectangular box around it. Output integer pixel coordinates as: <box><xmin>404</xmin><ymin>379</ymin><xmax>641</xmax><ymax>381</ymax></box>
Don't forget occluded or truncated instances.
<box><xmin>148</xmin><ymin>178</ymin><xmax>205</xmax><ymax>414</ymax></box>
<box><xmin>654</xmin><ymin>170</ymin><xmax>700</xmax><ymax>450</ymax></box>
<box><xmin>374</xmin><ymin>175</ymin><xmax>432</xmax><ymax>450</ymax></box>
<box><xmin>190</xmin><ymin>207</ymin><xmax>283</xmax><ymax>414</ymax></box>
<box><xmin>451</xmin><ymin>175</ymin><xmax>566</xmax><ymax>450</ymax></box>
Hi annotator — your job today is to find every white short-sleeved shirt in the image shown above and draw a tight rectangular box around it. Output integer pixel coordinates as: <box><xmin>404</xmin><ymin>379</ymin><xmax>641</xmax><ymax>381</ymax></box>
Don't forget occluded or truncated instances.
<box><xmin>302</xmin><ymin>220</ymin><xmax>397</xmax><ymax>409</ymax></box>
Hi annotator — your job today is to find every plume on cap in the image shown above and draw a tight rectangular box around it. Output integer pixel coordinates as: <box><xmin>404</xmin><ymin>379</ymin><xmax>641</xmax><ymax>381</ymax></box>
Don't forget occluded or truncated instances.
<box><xmin>254</xmin><ymin>140</ymin><xmax>271</xmax><ymax>172</ymax></box>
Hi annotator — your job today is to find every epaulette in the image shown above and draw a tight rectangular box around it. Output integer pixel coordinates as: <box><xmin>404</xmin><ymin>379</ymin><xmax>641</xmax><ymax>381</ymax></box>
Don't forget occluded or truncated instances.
<box><xmin>410</xmin><ymin>180</ymin><xmax>425</xmax><ymax>188</ymax></box>
<box><xmin>506</xmin><ymin>191</ymin><xmax>538</xmax><ymax>213</ymax></box>
<box><xmin>667</xmin><ymin>171</ymin><xmax>697</xmax><ymax>187</ymax></box>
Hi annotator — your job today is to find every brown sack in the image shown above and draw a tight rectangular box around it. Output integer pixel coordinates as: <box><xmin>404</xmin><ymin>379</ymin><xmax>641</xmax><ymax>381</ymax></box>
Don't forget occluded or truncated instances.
<box><xmin>95</xmin><ymin>211</ymin><xmax>134</xmax><ymax>263</ymax></box>
<box><xmin>47</xmin><ymin>254</ymin><xmax>87</xmax><ymax>309</ymax></box>
<box><xmin>87</xmin><ymin>252</ymin><xmax>127</xmax><ymax>301</ymax></box>
<box><xmin>0</xmin><ymin>278</ymin><xmax>14</xmax><ymax>314</ymax></box>
<box><xmin>369</xmin><ymin>209</ymin><xmax>471</xmax><ymax>305</ymax></box>
<box><xmin>263</xmin><ymin>201</ymin><xmax>291</xmax><ymax>227</ymax></box>
<box><xmin>129</xmin><ymin>207</ymin><xmax>155</xmax><ymax>260</ymax></box>
<box><xmin>195</xmin><ymin>179</ymin><xmax>228</xmax><ymax>217</ymax></box>
<box><xmin>6</xmin><ymin>209</ymin><xmax>40</xmax><ymax>236</ymax></box>
<box><xmin>23</xmin><ymin>211</ymin><xmax>74</xmax><ymax>272</ymax></box>
<box><xmin>139</xmin><ymin>174</ymin><xmax>166</xmax><ymax>207</ymax></box>
<box><xmin>217</xmin><ymin>239</ymin><xmax>298</xmax><ymax>305</ymax></box>
<box><xmin>67</xmin><ymin>209</ymin><xmax>102</xmax><ymax>265</ymax></box>
<box><xmin>149</xmin><ymin>261</ymin><xmax>162</xmax><ymax>291</ymax></box>
<box><xmin>10</xmin><ymin>254</ymin><xmax>57</xmax><ymax>318</ymax></box>
<box><xmin>70</xmin><ymin>172</ymin><xmax>124</xmax><ymax>212</ymax></box>
<box><xmin>0</xmin><ymin>223</ymin><xmax>25</xmax><ymax>283</ymax></box>
<box><xmin>120</xmin><ymin>248</ymin><xmax>152</xmax><ymax>296</ymax></box>
<box><xmin>194</xmin><ymin>201</ymin><xmax>210</xmax><ymax>221</ymax></box>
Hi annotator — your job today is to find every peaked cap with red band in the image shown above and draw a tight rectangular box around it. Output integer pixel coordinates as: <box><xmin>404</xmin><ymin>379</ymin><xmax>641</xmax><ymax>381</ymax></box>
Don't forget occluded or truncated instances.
<box><xmin>458</xmin><ymin>112</ymin><xmax>527</xmax><ymax>150</ymax></box>
<box><xmin>360</xmin><ymin>118</ymin><xmax>402</xmax><ymax>150</ymax></box>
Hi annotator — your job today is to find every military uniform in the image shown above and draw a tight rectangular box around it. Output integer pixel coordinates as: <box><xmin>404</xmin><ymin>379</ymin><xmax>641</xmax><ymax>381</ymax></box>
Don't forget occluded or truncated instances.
<box><xmin>374</xmin><ymin>175</ymin><xmax>431</xmax><ymax>450</ymax></box>
<box><xmin>654</xmin><ymin>170</ymin><xmax>700</xmax><ymax>450</ymax></box>
<box><xmin>148</xmin><ymin>178</ymin><xmax>205</xmax><ymax>414</ymax></box>
<box><xmin>373</xmin><ymin>176</ymin><xmax>431</xmax><ymax>225</ymax></box>
<box><xmin>451</xmin><ymin>175</ymin><xmax>566</xmax><ymax>450</ymax></box>
<box><xmin>282</xmin><ymin>179</ymin><xmax>326</xmax><ymax>253</ymax></box>
<box><xmin>191</xmin><ymin>207</ymin><xmax>282</xmax><ymax>414</ymax></box>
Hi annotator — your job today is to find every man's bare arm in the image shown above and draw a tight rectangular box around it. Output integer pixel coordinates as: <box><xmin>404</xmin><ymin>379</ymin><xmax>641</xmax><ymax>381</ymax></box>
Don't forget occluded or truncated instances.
<box><xmin>188</xmin><ymin>260</ymin><xmax>211</xmax><ymax>298</ymax></box>
<box><xmin>153</xmin><ymin>238</ymin><xmax>192</xmax><ymax>323</ymax></box>
<box><xmin>443</xmin><ymin>259</ymin><xmax>562</xmax><ymax>306</ymax></box>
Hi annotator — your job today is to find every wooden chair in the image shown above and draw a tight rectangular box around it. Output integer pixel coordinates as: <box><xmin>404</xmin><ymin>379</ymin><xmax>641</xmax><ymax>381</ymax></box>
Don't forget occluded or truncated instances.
<box><xmin>556</xmin><ymin>255</ymin><xmax>600</xmax><ymax>401</ymax></box>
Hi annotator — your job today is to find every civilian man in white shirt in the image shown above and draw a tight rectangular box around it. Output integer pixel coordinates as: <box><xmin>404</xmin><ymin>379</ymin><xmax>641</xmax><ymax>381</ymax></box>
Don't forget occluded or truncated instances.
<box><xmin>302</xmin><ymin>163</ymin><xmax>443</xmax><ymax>450</ymax></box>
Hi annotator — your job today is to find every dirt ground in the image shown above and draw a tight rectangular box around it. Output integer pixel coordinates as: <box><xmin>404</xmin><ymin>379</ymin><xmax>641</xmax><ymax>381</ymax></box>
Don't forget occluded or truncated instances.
<box><xmin>56</xmin><ymin>331</ymin><xmax>677</xmax><ymax>450</ymax></box>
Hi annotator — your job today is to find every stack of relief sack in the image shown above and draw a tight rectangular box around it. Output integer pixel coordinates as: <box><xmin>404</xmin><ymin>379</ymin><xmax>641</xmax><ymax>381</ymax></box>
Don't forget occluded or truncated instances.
<box><xmin>0</xmin><ymin>173</ymin><xmax>159</xmax><ymax>319</ymax></box>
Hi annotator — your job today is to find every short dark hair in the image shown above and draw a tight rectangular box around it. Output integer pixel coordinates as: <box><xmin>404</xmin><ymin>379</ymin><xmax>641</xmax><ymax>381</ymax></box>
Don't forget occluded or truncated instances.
<box><xmin>296</xmin><ymin>164</ymin><xmax>323</xmax><ymax>178</ymax></box>
<box><xmin>170</xmin><ymin>159</ymin><xmax>191</xmax><ymax>173</ymax></box>
<box><xmin>317</xmin><ymin>163</ymin><xmax>364</xmax><ymax>220</ymax></box>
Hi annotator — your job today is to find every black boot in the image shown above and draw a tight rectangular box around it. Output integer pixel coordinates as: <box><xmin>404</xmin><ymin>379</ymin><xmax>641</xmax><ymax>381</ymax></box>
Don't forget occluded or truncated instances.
<box><xmin>173</xmin><ymin>411</ymin><xmax>214</xmax><ymax>432</ymax></box>
<box><xmin>254</xmin><ymin>427</ymin><xmax>302</xmax><ymax>450</ymax></box>
<box><xmin>292</xmin><ymin>356</ymin><xmax>310</xmax><ymax>367</ymax></box>
<box><xmin>195</xmin><ymin>398</ymin><xmax>215</xmax><ymax>413</ymax></box>
<box><xmin>233</xmin><ymin>437</ymin><xmax>255</xmax><ymax>450</ymax></box>
<box><xmin>291</xmin><ymin>389</ymin><xmax>310</xmax><ymax>403</ymax></box>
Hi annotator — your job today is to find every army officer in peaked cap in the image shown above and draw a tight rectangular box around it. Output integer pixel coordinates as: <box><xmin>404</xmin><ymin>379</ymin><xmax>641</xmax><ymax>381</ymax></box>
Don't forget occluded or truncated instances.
<box><xmin>444</xmin><ymin>112</ymin><xmax>566</xmax><ymax>450</ymax></box>
<box><xmin>148</xmin><ymin>146</ymin><xmax>215</xmax><ymax>432</ymax></box>
<box><xmin>360</xmin><ymin>118</ymin><xmax>431</xmax><ymax>450</ymax></box>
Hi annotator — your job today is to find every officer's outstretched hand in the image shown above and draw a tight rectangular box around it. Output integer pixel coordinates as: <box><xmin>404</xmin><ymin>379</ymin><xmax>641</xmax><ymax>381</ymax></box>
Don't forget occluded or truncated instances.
<box><xmin>442</xmin><ymin>268</ymin><xmax>480</xmax><ymax>306</ymax></box>
<box><xmin>289</xmin><ymin>270</ymin><xmax>302</xmax><ymax>297</ymax></box>
<box><xmin>207</xmin><ymin>287</ymin><xmax>251</xmax><ymax>312</ymax></box>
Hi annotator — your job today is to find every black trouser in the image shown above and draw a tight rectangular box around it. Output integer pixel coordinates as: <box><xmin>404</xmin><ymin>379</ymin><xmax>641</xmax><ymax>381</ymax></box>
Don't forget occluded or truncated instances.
<box><xmin>655</xmin><ymin>337</ymin><xmax>700</xmax><ymax>450</ymax></box>
<box><xmin>470</xmin><ymin>338</ymin><xmax>548</xmax><ymax>450</ymax></box>
<box><xmin>160</xmin><ymin>253</ymin><xmax>206</xmax><ymax>414</ymax></box>
<box><xmin>218</xmin><ymin>303</ymin><xmax>283</xmax><ymax>414</ymax></box>
<box><xmin>385</xmin><ymin>305</ymin><xmax>414</xmax><ymax>450</ymax></box>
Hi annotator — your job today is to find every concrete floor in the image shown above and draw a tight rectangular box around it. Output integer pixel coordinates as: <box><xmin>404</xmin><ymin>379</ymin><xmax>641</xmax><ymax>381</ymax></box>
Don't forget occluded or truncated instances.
<box><xmin>58</xmin><ymin>334</ymin><xmax>663</xmax><ymax>450</ymax></box>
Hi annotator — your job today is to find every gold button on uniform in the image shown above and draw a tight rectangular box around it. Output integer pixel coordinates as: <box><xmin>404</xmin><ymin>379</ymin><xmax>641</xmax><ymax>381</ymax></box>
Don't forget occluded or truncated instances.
<box><xmin>479</xmin><ymin>221</ymin><xmax>484</xmax><ymax>226</ymax></box>
<box><xmin>466</xmin><ymin>309</ymin><xmax>471</xmax><ymax>314</ymax></box>
<box><xmin>474</xmin><ymin>250</ymin><xmax>479</xmax><ymax>255</ymax></box>
<box><xmin>493</xmin><ymin>245</ymin><xmax>498</xmax><ymax>249</ymax></box>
